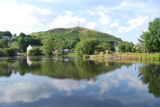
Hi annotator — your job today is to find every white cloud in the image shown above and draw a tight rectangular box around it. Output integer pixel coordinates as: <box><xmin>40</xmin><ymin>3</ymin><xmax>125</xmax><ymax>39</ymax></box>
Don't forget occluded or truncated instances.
<box><xmin>49</xmin><ymin>12</ymin><xmax>87</xmax><ymax>28</ymax></box>
<box><xmin>110</xmin><ymin>19</ymin><xmax>119</xmax><ymax>28</ymax></box>
<box><xmin>99</xmin><ymin>82</ymin><xmax>110</xmax><ymax>94</ymax></box>
<box><xmin>118</xmin><ymin>16</ymin><xmax>149</xmax><ymax>33</ymax></box>
<box><xmin>0</xmin><ymin>1</ymin><xmax>53</xmax><ymax>34</ymax></box>
<box><xmin>105</xmin><ymin>30</ymin><xmax>112</xmax><ymax>34</ymax></box>
<box><xmin>86</xmin><ymin>22</ymin><xmax>97</xmax><ymax>29</ymax></box>
<box><xmin>98</xmin><ymin>12</ymin><xmax>111</xmax><ymax>25</ymax></box>
<box><xmin>118</xmin><ymin>73</ymin><xmax>147</xmax><ymax>90</ymax></box>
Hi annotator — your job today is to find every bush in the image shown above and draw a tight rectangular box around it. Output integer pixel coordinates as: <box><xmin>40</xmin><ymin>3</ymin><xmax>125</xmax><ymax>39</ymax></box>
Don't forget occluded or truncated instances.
<box><xmin>56</xmin><ymin>51</ymin><xmax>62</xmax><ymax>56</ymax></box>
<box><xmin>4</xmin><ymin>48</ymin><xmax>17</xmax><ymax>56</ymax></box>
<box><xmin>0</xmin><ymin>48</ymin><xmax>17</xmax><ymax>57</ymax></box>
<box><xmin>76</xmin><ymin>38</ymin><xmax>100</xmax><ymax>56</ymax></box>
<box><xmin>118</xmin><ymin>42</ymin><xmax>134</xmax><ymax>53</ymax></box>
<box><xmin>0</xmin><ymin>49</ymin><xmax>5</xmax><ymax>56</ymax></box>
<box><xmin>28</xmin><ymin>48</ymin><xmax>42</xmax><ymax>56</ymax></box>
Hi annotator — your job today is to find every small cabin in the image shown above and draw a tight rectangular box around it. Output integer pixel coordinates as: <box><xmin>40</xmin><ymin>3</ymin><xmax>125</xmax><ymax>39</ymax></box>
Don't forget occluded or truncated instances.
<box><xmin>27</xmin><ymin>45</ymin><xmax>41</xmax><ymax>54</ymax></box>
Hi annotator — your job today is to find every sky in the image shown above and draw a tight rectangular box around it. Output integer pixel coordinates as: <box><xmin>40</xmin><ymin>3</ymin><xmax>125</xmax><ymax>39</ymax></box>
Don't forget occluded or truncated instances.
<box><xmin>0</xmin><ymin>0</ymin><xmax>159</xmax><ymax>43</ymax></box>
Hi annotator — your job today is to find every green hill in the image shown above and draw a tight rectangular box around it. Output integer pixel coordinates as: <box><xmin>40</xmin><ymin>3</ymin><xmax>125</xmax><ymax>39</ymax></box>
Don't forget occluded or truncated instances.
<box><xmin>31</xmin><ymin>27</ymin><xmax>122</xmax><ymax>42</ymax></box>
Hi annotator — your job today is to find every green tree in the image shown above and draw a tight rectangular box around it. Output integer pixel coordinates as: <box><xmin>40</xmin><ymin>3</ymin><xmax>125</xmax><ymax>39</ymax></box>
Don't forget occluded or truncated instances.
<box><xmin>28</xmin><ymin>47</ymin><xmax>42</xmax><ymax>56</ymax></box>
<box><xmin>18</xmin><ymin>37</ymin><xmax>28</xmax><ymax>52</ymax></box>
<box><xmin>118</xmin><ymin>42</ymin><xmax>134</xmax><ymax>53</ymax></box>
<box><xmin>75</xmin><ymin>38</ymin><xmax>100</xmax><ymax>56</ymax></box>
<box><xmin>0</xmin><ymin>31</ymin><xmax>12</xmax><ymax>37</ymax></box>
<box><xmin>0</xmin><ymin>39</ymin><xmax>8</xmax><ymax>48</ymax></box>
<box><xmin>19</xmin><ymin>32</ymin><xmax>26</xmax><ymax>37</ymax></box>
<box><xmin>139</xmin><ymin>18</ymin><xmax>160</xmax><ymax>52</ymax></box>
<box><xmin>18</xmin><ymin>36</ymin><xmax>41</xmax><ymax>52</ymax></box>
<box><xmin>42</xmin><ymin>36</ymin><xmax>54</xmax><ymax>55</ymax></box>
<box><xmin>97</xmin><ymin>42</ymin><xmax>114</xmax><ymax>52</ymax></box>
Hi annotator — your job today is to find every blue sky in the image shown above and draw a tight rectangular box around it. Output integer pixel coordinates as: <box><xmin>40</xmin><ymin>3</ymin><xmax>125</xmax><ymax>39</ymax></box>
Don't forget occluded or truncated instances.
<box><xmin>0</xmin><ymin>0</ymin><xmax>159</xmax><ymax>43</ymax></box>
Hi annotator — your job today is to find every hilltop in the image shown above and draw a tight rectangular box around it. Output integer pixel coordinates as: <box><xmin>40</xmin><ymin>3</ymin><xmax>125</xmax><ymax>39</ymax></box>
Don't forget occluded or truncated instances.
<box><xmin>30</xmin><ymin>27</ymin><xmax>122</xmax><ymax>42</ymax></box>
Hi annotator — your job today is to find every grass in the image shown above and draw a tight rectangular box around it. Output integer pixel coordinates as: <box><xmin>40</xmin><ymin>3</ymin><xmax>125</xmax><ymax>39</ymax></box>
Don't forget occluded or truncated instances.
<box><xmin>105</xmin><ymin>53</ymin><xmax>160</xmax><ymax>61</ymax></box>
<box><xmin>17</xmin><ymin>53</ymin><xmax>27</xmax><ymax>56</ymax></box>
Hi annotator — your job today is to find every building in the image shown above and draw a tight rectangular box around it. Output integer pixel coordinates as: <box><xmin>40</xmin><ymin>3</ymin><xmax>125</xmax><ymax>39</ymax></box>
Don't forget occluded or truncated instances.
<box><xmin>1</xmin><ymin>36</ymin><xmax>12</xmax><ymax>40</ymax></box>
<box><xmin>27</xmin><ymin>44</ymin><xmax>41</xmax><ymax>54</ymax></box>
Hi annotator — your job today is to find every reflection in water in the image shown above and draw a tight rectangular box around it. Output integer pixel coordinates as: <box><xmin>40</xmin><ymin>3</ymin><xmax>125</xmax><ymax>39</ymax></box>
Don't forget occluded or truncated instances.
<box><xmin>0</xmin><ymin>56</ymin><xmax>160</xmax><ymax>107</ymax></box>
<box><xmin>139</xmin><ymin>64</ymin><xmax>160</xmax><ymax>97</ymax></box>
<box><xmin>0</xmin><ymin>56</ymin><xmax>125</xmax><ymax>80</ymax></box>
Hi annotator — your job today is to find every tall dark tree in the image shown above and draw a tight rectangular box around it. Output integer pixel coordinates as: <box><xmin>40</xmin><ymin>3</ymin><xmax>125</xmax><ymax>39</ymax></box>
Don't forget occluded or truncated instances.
<box><xmin>139</xmin><ymin>18</ymin><xmax>160</xmax><ymax>52</ymax></box>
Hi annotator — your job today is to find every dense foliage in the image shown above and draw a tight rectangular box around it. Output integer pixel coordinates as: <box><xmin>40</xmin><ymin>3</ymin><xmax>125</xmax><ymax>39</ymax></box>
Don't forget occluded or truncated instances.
<box><xmin>139</xmin><ymin>18</ymin><xmax>160</xmax><ymax>52</ymax></box>
<box><xmin>0</xmin><ymin>48</ymin><xmax>17</xmax><ymax>56</ymax></box>
<box><xmin>42</xmin><ymin>36</ymin><xmax>55</xmax><ymax>55</ymax></box>
<box><xmin>0</xmin><ymin>31</ymin><xmax>12</xmax><ymax>38</ymax></box>
<box><xmin>0</xmin><ymin>39</ymin><xmax>8</xmax><ymax>48</ymax></box>
<box><xmin>32</xmin><ymin>27</ymin><xmax>121</xmax><ymax>44</ymax></box>
<box><xmin>139</xmin><ymin>64</ymin><xmax>160</xmax><ymax>97</ymax></box>
<box><xmin>42</xmin><ymin>36</ymin><xmax>79</xmax><ymax>55</ymax></box>
<box><xmin>18</xmin><ymin>34</ymin><xmax>41</xmax><ymax>52</ymax></box>
<box><xmin>118</xmin><ymin>42</ymin><xmax>134</xmax><ymax>53</ymax></box>
<box><xmin>28</xmin><ymin>48</ymin><xmax>42</xmax><ymax>56</ymax></box>
<box><xmin>75</xmin><ymin>38</ymin><xmax>112</xmax><ymax>56</ymax></box>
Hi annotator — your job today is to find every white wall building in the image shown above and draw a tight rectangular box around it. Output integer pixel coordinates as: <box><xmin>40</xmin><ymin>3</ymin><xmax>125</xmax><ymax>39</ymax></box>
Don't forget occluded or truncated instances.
<box><xmin>27</xmin><ymin>44</ymin><xmax>41</xmax><ymax>54</ymax></box>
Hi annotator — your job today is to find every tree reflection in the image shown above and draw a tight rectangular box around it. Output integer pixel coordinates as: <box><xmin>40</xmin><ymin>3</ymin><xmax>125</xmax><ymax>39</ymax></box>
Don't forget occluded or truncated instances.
<box><xmin>139</xmin><ymin>64</ymin><xmax>160</xmax><ymax>97</ymax></box>
<box><xmin>0</xmin><ymin>56</ymin><xmax>127</xmax><ymax>80</ymax></box>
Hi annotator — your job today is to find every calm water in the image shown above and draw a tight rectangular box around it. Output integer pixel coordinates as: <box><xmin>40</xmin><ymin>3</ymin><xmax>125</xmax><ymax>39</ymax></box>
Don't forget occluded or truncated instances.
<box><xmin>0</xmin><ymin>56</ymin><xmax>160</xmax><ymax>107</ymax></box>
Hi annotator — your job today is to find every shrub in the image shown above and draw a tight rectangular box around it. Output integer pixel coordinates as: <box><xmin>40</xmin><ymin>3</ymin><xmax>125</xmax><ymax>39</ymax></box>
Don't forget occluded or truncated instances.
<box><xmin>4</xmin><ymin>48</ymin><xmax>17</xmax><ymax>56</ymax></box>
<box><xmin>28</xmin><ymin>48</ymin><xmax>42</xmax><ymax>56</ymax></box>
<box><xmin>0</xmin><ymin>48</ymin><xmax>5</xmax><ymax>56</ymax></box>
<box><xmin>0</xmin><ymin>48</ymin><xmax>17</xmax><ymax>57</ymax></box>
<box><xmin>76</xmin><ymin>38</ymin><xmax>100</xmax><ymax>56</ymax></box>
<box><xmin>56</xmin><ymin>51</ymin><xmax>62</xmax><ymax>56</ymax></box>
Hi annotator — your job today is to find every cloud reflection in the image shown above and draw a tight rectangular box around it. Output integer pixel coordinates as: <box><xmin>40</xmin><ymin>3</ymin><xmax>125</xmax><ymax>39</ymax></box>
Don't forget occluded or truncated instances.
<box><xmin>0</xmin><ymin>78</ymin><xmax>87</xmax><ymax>103</ymax></box>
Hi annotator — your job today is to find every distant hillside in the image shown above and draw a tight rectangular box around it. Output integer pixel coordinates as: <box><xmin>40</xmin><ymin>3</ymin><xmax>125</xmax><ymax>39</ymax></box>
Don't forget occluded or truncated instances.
<box><xmin>31</xmin><ymin>27</ymin><xmax>122</xmax><ymax>42</ymax></box>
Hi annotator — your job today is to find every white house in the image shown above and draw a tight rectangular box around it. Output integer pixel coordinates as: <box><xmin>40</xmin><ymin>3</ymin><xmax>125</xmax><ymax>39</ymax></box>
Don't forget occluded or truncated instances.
<box><xmin>27</xmin><ymin>44</ymin><xmax>41</xmax><ymax>54</ymax></box>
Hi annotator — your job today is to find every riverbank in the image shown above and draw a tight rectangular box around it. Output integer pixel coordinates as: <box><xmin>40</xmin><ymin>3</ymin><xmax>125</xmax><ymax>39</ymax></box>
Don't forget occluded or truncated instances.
<box><xmin>88</xmin><ymin>53</ymin><xmax>160</xmax><ymax>61</ymax></box>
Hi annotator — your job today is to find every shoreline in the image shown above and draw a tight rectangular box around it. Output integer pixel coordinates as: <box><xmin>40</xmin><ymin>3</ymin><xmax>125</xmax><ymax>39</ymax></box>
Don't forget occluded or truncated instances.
<box><xmin>86</xmin><ymin>53</ymin><xmax>160</xmax><ymax>61</ymax></box>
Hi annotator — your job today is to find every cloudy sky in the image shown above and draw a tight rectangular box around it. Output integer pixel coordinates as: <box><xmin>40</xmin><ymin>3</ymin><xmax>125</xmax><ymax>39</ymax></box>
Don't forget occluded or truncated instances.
<box><xmin>0</xmin><ymin>0</ymin><xmax>159</xmax><ymax>43</ymax></box>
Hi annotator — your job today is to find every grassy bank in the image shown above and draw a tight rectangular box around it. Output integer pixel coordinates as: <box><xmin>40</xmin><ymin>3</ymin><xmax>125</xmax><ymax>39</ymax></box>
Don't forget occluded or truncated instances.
<box><xmin>89</xmin><ymin>53</ymin><xmax>160</xmax><ymax>61</ymax></box>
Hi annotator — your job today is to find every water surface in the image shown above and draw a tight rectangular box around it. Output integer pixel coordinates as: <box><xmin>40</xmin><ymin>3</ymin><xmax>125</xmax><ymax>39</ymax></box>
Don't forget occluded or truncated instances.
<box><xmin>0</xmin><ymin>56</ymin><xmax>160</xmax><ymax>107</ymax></box>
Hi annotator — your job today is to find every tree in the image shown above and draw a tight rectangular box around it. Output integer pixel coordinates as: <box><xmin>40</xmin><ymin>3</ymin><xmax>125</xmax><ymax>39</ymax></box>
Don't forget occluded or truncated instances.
<box><xmin>0</xmin><ymin>31</ymin><xmax>12</xmax><ymax>38</ymax></box>
<box><xmin>118</xmin><ymin>42</ymin><xmax>134</xmax><ymax>53</ymax></box>
<box><xmin>75</xmin><ymin>38</ymin><xmax>100</xmax><ymax>56</ymax></box>
<box><xmin>139</xmin><ymin>18</ymin><xmax>160</xmax><ymax>52</ymax></box>
<box><xmin>19</xmin><ymin>32</ymin><xmax>26</xmax><ymax>37</ymax></box>
<box><xmin>98</xmin><ymin>42</ymin><xmax>114</xmax><ymax>52</ymax></box>
<box><xmin>53</xmin><ymin>37</ymin><xmax>66</xmax><ymax>50</ymax></box>
<box><xmin>18</xmin><ymin>36</ymin><xmax>41</xmax><ymax>52</ymax></box>
<box><xmin>42</xmin><ymin>36</ymin><xmax>54</xmax><ymax>55</ymax></box>
<box><xmin>0</xmin><ymin>39</ymin><xmax>8</xmax><ymax>48</ymax></box>
<box><xmin>28</xmin><ymin>47</ymin><xmax>42</xmax><ymax>56</ymax></box>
